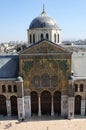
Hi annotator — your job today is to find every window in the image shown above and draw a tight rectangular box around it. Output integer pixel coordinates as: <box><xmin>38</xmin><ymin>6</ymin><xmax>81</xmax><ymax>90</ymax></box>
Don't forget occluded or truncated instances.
<box><xmin>13</xmin><ymin>85</ymin><xmax>17</xmax><ymax>92</ymax></box>
<box><xmin>58</xmin><ymin>34</ymin><xmax>59</xmax><ymax>43</ymax></box>
<box><xmin>2</xmin><ymin>85</ymin><xmax>6</xmax><ymax>93</ymax></box>
<box><xmin>8</xmin><ymin>85</ymin><xmax>12</xmax><ymax>92</ymax></box>
<box><xmin>30</xmin><ymin>34</ymin><xmax>32</xmax><ymax>43</ymax></box>
<box><xmin>46</xmin><ymin>33</ymin><xmax>49</xmax><ymax>40</ymax></box>
<box><xmin>33</xmin><ymin>34</ymin><xmax>35</xmax><ymax>43</ymax></box>
<box><xmin>80</xmin><ymin>84</ymin><xmax>84</xmax><ymax>92</ymax></box>
<box><xmin>41</xmin><ymin>73</ymin><xmax>50</xmax><ymax>87</ymax></box>
<box><xmin>54</xmin><ymin>33</ymin><xmax>56</xmax><ymax>43</ymax></box>
<box><xmin>51</xmin><ymin>75</ymin><xmax>58</xmax><ymax>87</ymax></box>
<box><xmin>33</xmin><ymin>76</ymin><xmax>40</xmax><ymax>87</ymax></box>
<box><xmin>41</xmin><ymin>33</ymin><xmax>44</xmax><ymax>40</ymax></box>
<box><xmin>75</xmin><ymin>84</ymin><xmax>78</xmax><ymax>92</ymax></box>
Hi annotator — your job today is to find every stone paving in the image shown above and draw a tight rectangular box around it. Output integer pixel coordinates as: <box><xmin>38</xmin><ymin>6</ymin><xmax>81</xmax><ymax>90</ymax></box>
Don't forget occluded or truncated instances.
<box><xmin>0</xmin><ymin>115</ymin><xmax>86</xmax><ymax>130</ymax></box>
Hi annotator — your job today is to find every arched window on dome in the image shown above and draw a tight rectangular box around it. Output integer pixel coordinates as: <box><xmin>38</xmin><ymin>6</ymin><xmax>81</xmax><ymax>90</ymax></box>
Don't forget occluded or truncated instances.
<box><xmin>58</xmin><ymin>34</ymin><xmax>59</xmax><ymax>43</ymax></box>
<box><xmin>46</xmin><ymin>33</ymin><xmax>49</xmax><ymax>40</ymax></box>
<box><xmin>54</xmin><ymin>33</ymin><xmax>56</xmax><ymax>43</ymax></box>
<box><xmin>30</xmin><ymin>34</ymin><xmax>32</xmax><ymax>44</ymax></box>
<box><xmin>33</xmin><ymin>34</ymin><xmax>35</xmax><ymax>43</ymax></box>
<box><xmin>41</xmin><ymin>33</ymin><xmax>44</xmax><ymax>40</ymax></box>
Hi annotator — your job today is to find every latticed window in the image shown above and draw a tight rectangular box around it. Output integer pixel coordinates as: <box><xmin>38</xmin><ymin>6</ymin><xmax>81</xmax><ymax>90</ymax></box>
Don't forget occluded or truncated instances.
<box><xmin>32</xmin><ymin>76</ymin><xmax>40</xmax><ymax>88</ymax></box>
<box><xmin>41</xmin><ymin>73</ymin><xmax>50</xmax><ymax>87</ymax></box>
<box><xmin>51</xmin><ymin>75</ymin><xmax>58</xmax><ymax>87</ymax></box>
<box><xmin>2</xmin><ymin>85</ymin><xmax>6</xmax><ymax>93</ymax></box>
<box><xmin>8</xmin><ymin>85</ymin><xmax>12</xmax><ymax>92</ymax></box>
<box><xmin>80</xmin><ymin>84</ymin><xmax>84</xmax><ymax>92</ymax></box>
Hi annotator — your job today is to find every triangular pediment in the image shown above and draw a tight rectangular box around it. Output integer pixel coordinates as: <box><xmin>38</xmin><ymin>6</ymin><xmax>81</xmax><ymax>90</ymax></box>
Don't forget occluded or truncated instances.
<box><xmin>19</xmin><ymin>40</ymin><xmax>71</xmax><ymax>55</ymax></box>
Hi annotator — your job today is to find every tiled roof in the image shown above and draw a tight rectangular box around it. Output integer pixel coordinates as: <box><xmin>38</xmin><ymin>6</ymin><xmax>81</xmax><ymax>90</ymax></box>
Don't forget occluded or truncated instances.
<box><xmin>0</xmin><ymin>54</ymin><xmax>19</xmax><ymax>78</ymax></box>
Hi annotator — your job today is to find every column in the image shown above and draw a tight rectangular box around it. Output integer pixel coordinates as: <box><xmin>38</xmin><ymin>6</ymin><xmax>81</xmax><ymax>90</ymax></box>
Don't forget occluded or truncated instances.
<box><xmin>24</xmin><ymin>95</ymin><xmax>31</xmax><ymax>118</ymax></box>
<box><xmin>6</xmin><ymin>99</ymin><xmax>11</xmax><ymax>117</ymax></box>
<box><xmin>81</xmin><ymin>99</ymin><xmax>85</xmax><ymax>116</ymax></box>
<box><xmin>16</xmin><ymin>76</ymin><xmax>25</xmax><ymax>120</ymax></box>
<box><xmin>38</xmin><ymin>95</ymin><xmax>41</xmax><ymax>116</ymax></box>
<box><xmin>17</xmin><ymin>97</ymin><xmax>25</xmax><ymax>120</ymax></box>
<box><xmin>68</xmin><ymin>97</ymin><xmax>74</xmax><ymax>119</ymax></box>
<box><xmin>61</xmin><ymin>95</ymin><xmax>68</xmax><ymax>117</ymax></box>
<box><xmin>51</xmin><ymin>95</ymin><xmax>54</xmax><ymax>116</ymax></box>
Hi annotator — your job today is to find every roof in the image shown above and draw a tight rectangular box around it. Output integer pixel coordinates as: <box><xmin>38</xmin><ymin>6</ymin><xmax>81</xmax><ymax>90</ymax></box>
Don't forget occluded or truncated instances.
<box><xmin>72</xmin><ymin>51</ymin><xmax>86</xmax><ymax>77</ymax></box>
<box><xmin>19</xmin><ymin>39</ymin><xmax>71</xmax><ymax>55</ymax></box>
<box><xmin>0</xmin><ymin>54</ymin><xmax>19</xmax><ymax>78</ymax></box>
<box><xmin>29</xmin><ymin>9</ymin><xmax>60</xmax><ymax>30</ymax></box>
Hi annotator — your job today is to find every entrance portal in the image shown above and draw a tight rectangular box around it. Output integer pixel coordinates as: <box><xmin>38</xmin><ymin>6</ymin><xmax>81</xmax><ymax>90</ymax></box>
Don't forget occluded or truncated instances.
<box><xmin>10</xmin><ymin>96</ymin><xmax>18</xmax><ymax>116</ymax></box>
<box><xmin>53</xmin><ymin>91</ymin><xmax>61</xmax><ymax>115</ymax></box>
<box><xmin>0</xmin><ymin>95</ymin><xmax>7</xmax><ymax>115</ymax></box>
<box><xmin>75</xmin><ymin>95</ymin><xmax>81</xmax><ymax>114</ymax></box>
<box><xmin>41</xmin><ymin>91</ymin><xmax>51</xmax><ymax>115</ymax></box>
<box><xmin>31</xmin><ymin>91</ymin><xmax>38</xmax><ymax>115</ymax></box>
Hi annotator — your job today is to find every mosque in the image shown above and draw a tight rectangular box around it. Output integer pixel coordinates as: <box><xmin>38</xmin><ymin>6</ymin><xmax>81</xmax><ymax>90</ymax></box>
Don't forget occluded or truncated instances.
<box><xmin>0</xmin><ymin>6</ymin><xmax>86</xmax><ymax>120</ymax></box>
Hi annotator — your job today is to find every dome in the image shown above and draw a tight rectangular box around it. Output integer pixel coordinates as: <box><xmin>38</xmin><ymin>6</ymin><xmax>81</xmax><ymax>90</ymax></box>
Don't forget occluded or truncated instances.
<box><xmin>29</xmin><ymin>8</ymin><xmax>60</xmax><ymax>30</ymax></box>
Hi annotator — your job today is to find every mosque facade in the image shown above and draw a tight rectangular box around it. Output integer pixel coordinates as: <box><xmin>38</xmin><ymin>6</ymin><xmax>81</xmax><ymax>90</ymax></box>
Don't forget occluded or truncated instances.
<box><xmin>0</xmin><ymin>7</ymin><xmax>86</xmax><ymax>120</ymax></box>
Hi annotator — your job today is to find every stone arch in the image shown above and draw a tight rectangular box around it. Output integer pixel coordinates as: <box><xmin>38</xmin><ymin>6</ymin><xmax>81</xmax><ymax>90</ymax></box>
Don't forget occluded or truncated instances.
<box><xmin>10</xmin><ymin>95</ymin><xmax>18</xmax><ymax>116</ymax></box>
<box><xmin>53</xmin><ymin>91</ymin><xmax>61</xmax><ymax>115</ymax></box>
<box><xmin>41</xmin><ymin>90</ymin><xmax>51</xmax><ymax>115</ymax></box>
<box><xmin>31</xmin><ymin>91</ymin><xmax>38</xmax><ymax>115</ymax></box>
<box><xmin>0</xmin><ymin>95</ymin><xmax>7</xmax><ymax>115</ymax></box>
<box><xmin>75</xmin><ymin>95</ymin><xmax>81</xmax><ymax>114</ymax></box>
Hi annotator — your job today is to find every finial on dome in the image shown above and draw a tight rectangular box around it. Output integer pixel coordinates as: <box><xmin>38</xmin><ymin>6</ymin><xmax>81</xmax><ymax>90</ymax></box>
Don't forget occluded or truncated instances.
<box><xmin>43</xmin><ymin>4</ymin><xmax>45</xmax><ymax>12</ymax></box>
<box><xmin>41</xmin><ymin>4</ymin><xmax>46</xmax><ymax>14</ymax></box>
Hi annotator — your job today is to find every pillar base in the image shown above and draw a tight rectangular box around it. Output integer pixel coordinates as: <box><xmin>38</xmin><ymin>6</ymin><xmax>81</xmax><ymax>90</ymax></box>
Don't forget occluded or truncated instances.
<box><xmin>24</xmin><ymin>96</ymin><xmax>31</xmax><ymax>118</ymax></box>
<box><xmin>38</xmin><ymin>111</ymin><xmax>41</xmax><ymax>117</ymax></box>
<box><xmin>81</xmin><ymin>99</ymin><xmax>85</xmax><ymax>116</ymax></box>
<box><xmin>68</xmin><ymin>97</ymin><xmax>74</xmax><ymax>119</ymax></box>
<box><xmin>61</xmin><ymin>95</ymin><xmax>68</xmax><ymax>117</ymax></box>
<box><xmin>51</xmin><ymin>111</ymin><xmax>54</xmax><ymax>116</ymax></box>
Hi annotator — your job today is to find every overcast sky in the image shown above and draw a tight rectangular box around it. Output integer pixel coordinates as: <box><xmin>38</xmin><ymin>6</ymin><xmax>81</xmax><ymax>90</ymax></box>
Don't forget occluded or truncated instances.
<box><xmin>0</xmin><ymin>0</ymin><xmax>86</xmax><ymax>42</ymax></box>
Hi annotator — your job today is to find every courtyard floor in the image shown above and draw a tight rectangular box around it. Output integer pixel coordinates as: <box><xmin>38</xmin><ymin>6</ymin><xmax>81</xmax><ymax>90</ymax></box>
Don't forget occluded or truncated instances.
<box><xmin>0</xmin><ymin>115</ymin><xmax>86</xmax><ymax>130</ymax></box>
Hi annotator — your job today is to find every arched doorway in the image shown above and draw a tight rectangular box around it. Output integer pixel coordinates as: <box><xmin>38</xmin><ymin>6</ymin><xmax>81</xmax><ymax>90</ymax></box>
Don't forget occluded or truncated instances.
<box><xmin>0</xmin><ymin>95</ymin><xmax>7</xmax><ymax>115</ymax></box>
<box><xmin>10</xmin><ymin>96</ymin><xmax>18</xmax><ymax>116</ymax></box>
<box><xmin>53</xmin><ymin>91</ymin><xmax>61</xmax><ymax>115</ymax></box>
<box><xmin>75</xmin><ymin>95</ymin><xmax>81</xmax><ymax>114</ymax></box>
<box><xmin>41</xmin><ymin>91</ymin><xmax>51</xmax><ymax>115</ymax></box>
<box><xmin>31</xmin><ymin>91</ymin><xmax>38</xmax><ymax>115</ymax></box>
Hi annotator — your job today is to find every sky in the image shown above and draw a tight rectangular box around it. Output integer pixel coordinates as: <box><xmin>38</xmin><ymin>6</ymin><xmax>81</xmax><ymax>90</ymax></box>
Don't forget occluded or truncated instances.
<box><xmin>0</xmin><ymin>0</ymin><xmax>86</xmax><ymax>42</ymax></box>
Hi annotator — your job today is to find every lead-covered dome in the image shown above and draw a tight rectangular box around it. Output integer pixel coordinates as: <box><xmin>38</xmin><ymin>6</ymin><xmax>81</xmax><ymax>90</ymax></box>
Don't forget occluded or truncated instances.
<box><xmin>29</xmin><ymin>9</ymin><xmax>60</xmax><ymax>30</ymax></box>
